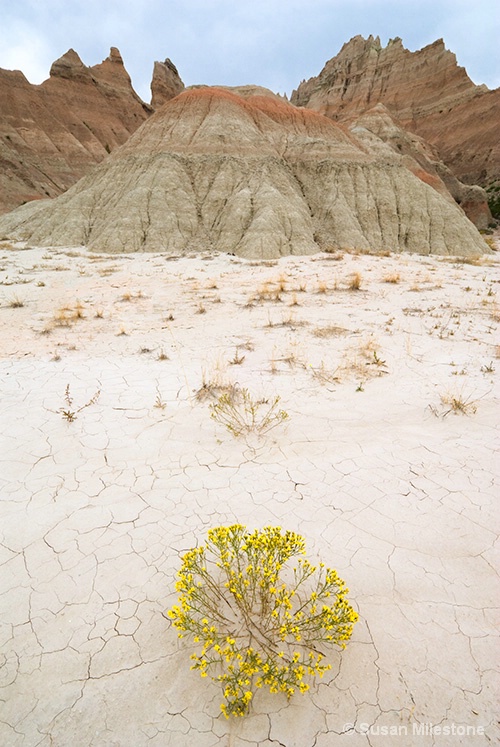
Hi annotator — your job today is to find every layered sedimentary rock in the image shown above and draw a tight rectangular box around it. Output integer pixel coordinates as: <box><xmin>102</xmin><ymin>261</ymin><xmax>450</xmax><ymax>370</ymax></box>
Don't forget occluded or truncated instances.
<box><xmin>292</xmin><ymin>36</ymin><xmax>500</xmax><ymax>187</ymax></box>
<box><xmin>0</xmin><ymin>87</ymin><xmax>487</xmax><ymax>257</ymax></box>
<box><xmin>0</xmin><ymin>48</ymin><xmax>151</xmax><ymax>214</ymax></box>
<box><xmin>350</xmin><ymin>104</ymin><xmax>492</xmax><ymax>229</ymax></box>
<box><xmin>150</xmin><ymin>58</ymin><xmax>185</xmax><ymax>108</ymax></box>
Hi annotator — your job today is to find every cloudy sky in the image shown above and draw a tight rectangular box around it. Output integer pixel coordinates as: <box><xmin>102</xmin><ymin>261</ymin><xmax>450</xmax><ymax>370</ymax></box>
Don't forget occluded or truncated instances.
<box><xmin>0</xmin><ymin>0</ymin><xmax>498</xmax><ymax>102</ymax></box>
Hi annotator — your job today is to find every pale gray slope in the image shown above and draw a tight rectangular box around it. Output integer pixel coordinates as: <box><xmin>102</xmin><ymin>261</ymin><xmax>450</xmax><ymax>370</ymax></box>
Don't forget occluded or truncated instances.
<box><xmin>0</xmin><ymin>87</ymin><xmax>488</xmax><ymax>257</ymax></box>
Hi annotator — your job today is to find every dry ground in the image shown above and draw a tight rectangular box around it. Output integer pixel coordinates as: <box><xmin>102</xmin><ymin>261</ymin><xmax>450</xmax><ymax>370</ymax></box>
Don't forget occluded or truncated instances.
<box><xmin>0</xmin><ymin>243</ymin><xmax>499</xmax><ymax>746</ymax></box>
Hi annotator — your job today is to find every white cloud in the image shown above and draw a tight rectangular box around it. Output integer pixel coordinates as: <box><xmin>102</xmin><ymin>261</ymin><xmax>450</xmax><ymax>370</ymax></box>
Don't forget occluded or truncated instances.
<box><xmin>0</xmin><ymin>0</ymin><xmax>498</xmax><ymax>97</ymax></box>
<box><xmin>0</xmin><ymin>21</ymin><xmax>53</xmax><ymax>83</ymax></box>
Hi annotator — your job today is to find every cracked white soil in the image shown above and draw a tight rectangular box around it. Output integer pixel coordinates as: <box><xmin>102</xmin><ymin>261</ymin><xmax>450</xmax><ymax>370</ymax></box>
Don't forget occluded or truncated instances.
<box><xmin>0</xmin><ymin>244</ymin><xmax>498</xmax><ymax>746</ymax></box>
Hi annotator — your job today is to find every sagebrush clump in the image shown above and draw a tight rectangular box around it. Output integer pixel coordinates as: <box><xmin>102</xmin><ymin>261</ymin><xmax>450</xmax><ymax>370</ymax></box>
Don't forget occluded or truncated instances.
<box><xmin>167</xmin><ymin>525</ymin><xmax>358</xmax><ymax>718</ymax></box>
<box><xmin>209</xmin><ymin>387</ymin><xmax>288</xmax><ymax>437</ymax></box>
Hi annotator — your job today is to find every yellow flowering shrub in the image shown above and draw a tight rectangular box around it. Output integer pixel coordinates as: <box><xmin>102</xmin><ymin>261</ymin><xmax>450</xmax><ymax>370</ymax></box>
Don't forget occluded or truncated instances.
<box><xmin>167</xmin><ymin>524</ymin><xmax>358</xmax><ymax>718</ymax></box>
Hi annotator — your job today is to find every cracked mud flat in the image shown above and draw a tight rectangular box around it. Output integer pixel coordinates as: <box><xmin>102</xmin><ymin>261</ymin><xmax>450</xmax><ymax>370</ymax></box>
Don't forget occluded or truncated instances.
<box><xmin>0</xmin><ymin>243</ymin><xmax>498</xmax><ymax>746</ymax></box>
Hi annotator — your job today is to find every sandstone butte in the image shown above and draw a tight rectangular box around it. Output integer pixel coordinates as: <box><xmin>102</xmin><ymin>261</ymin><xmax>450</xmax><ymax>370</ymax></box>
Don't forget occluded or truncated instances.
<box><xmin>0</xmin><ymin>48</ymin><xmax>184</xmax><ymax>215</ymax></box>
<box><xmin>0</xmin><ymin>86</ymin><xmax>488</xmax><ymax>258</ymax></box>
<box><xmin>291</xmin><ymin>35</ymin><xmax>500</xmax><ymax>189</ymax></box>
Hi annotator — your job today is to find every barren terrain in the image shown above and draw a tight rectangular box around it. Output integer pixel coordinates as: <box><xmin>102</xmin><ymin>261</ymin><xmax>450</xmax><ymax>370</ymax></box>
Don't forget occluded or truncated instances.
<box><xmin>0</xmin><ymin>243</ymin><xmax>498</xmax><ymax>746</ymax></box>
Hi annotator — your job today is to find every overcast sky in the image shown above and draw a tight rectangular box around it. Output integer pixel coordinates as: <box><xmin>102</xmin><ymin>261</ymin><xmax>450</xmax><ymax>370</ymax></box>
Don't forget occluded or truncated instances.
<box><xmin>0</xmin><ymin>0</ymin><xmax>498</xmax><ymax>102</ymax></box>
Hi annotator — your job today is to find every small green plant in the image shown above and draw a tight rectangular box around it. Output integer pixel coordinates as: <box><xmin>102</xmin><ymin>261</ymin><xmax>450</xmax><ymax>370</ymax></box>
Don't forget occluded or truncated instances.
<box><xmin>210</xmin><ymin>387</ymin><xmax>288</xmax><ymax>437</ymax></box>
<box><xmin>167</xmin><ymin>525</ymin><xmax>358</xmax><ymax>718</ymax></box>
<box><xmin>58</xmin><ymin>384</ymin><xmax>100</xmax><ymax>422</ymax></box>
<box><xmin>485</xmin><ymin>180</ymin><xmax>500</xmax><ymax>220</ymax></box>
<box><xmin>371</xmin><ymin>351</ymin><xmax>386</xmax><ymax>367</ymax></box>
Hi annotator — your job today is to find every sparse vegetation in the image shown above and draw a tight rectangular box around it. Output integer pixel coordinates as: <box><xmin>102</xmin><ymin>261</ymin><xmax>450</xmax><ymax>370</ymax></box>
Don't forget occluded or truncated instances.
<box><xmin>312</xmin><ymin>325</ymin><xmax>348</xmax><ymax>338</ymax></box>
<box><xmin>276</xmin><ymin>275</ymin><xmax>288</xmax><ymax>293</ymax></box>
<box><xmin>52</xmin><ymin>302</ymin><xmax>86</xmax><ymax>327</ymax></box>
<box><xmin>337</xmin><ymin>337</ymin><xmax>388</xmax><ymax>381</ymax></box>
<box><xmin>210</xmin><ymin>387</ymin><xmax>288</xmax><ymax>437</ymax></box>
<box><xmin>429</xmin><ymin>390</ymin><xmax>481</xmax><ymax>418</ymax></box>
<box><xmin>348</xmin><ymin>272</ymin><xmax>362</xmax><ymax>291</ymax></box>
<box><xmin>485</xmin><ymin>181</ymin><xmax>500</xmax><ymax>220</ymax></box>
<box><xmin>438</xmin><ymin>255</ymin><xmax>485</xmax><ymax>267</ymax></box>
<box><xmin>229</xmin><ymin>349</ymin><xmax>245</xmax><ymax>366</ymax></box>
<box><xmin>119</xmin><ymin>290</ymin><xmax>143</xmax><ymax>302</ymax></box>
<box><xmin>310</xmin><ymin>361</ymin><xmax>340</xmax><ymax>386</ymax></box>
<box><xmin>323</xmin><ymin>247</ymin><xmax>344</xmax><ymax>260</ymax></box>
<box><xmin>154</xmin><ymin>387</ymin><xmax>167</xmax><ymax>410</ymax></box>
<box><xmin>316</xmin><ymin>281</ymin><xmax>329</xmax><ymax>294</ymax></box>
<box><xmin>481</xmin><ymin>361</ymin><xmax>495</xmax><ymax>374</ymax></box>
<box><xmin>383</xmin><ymin>273</ymin><xmax>401</xmax><ymax>284</ymax></box>
<box><xmin>269</xmin><ymin>346</ymin><xmax>304</xmax><ymax>373</ymax></box>
<box><xmin>195</xmin><ymin>367</ymin><xmax>235</xmax><ymax>402</ymax></box>
<box><xmin>249</xmin><ymin>281</ymin><xmax>285</xmax><ymax>305</ymax></box>
<box><xmin>372</xmin><ymin>350</ymin><xmax>386</xmax><ymax>367</ymax></box>
<box><xmin>57</xmin><ymin>384</ymin><xmax>100</xmax><ymax>422</ymax></box>
<box><xmin>266</xmin><ymin>312</ymin><xmax>307</xmax><ymax>330</ymax></box>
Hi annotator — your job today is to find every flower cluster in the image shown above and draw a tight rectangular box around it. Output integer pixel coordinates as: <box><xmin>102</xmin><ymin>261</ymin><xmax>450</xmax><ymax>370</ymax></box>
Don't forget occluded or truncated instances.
<box><xmin>167</xmin><ymin>525</ymin><xmax>358</xmax><ymax>718</ymax></box>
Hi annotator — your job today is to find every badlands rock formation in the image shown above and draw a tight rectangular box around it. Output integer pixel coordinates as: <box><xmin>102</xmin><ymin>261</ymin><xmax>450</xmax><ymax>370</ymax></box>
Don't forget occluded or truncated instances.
<box><xmin>0</xmin><ymin>86</ymin><xmax>488</xmax><ymax>257</ymax></box>
<box><xmin>292</xmin><ymin>36</ymin><xmax>500</xmax><ymax>187</ymax></box>
<box><xmin>350</xmin><ymin>104</ymin><xmax>492</xmax><ymax>229</ymax></box>
<box><xmin>0</xmin><ymin>48</ymin><xmax>152</xmax><ymax>214</ymax></box>
<box><xmin>151</xmin><ymin>58</ymin><xmax>185</xmax><ymax>108</ymax></box>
